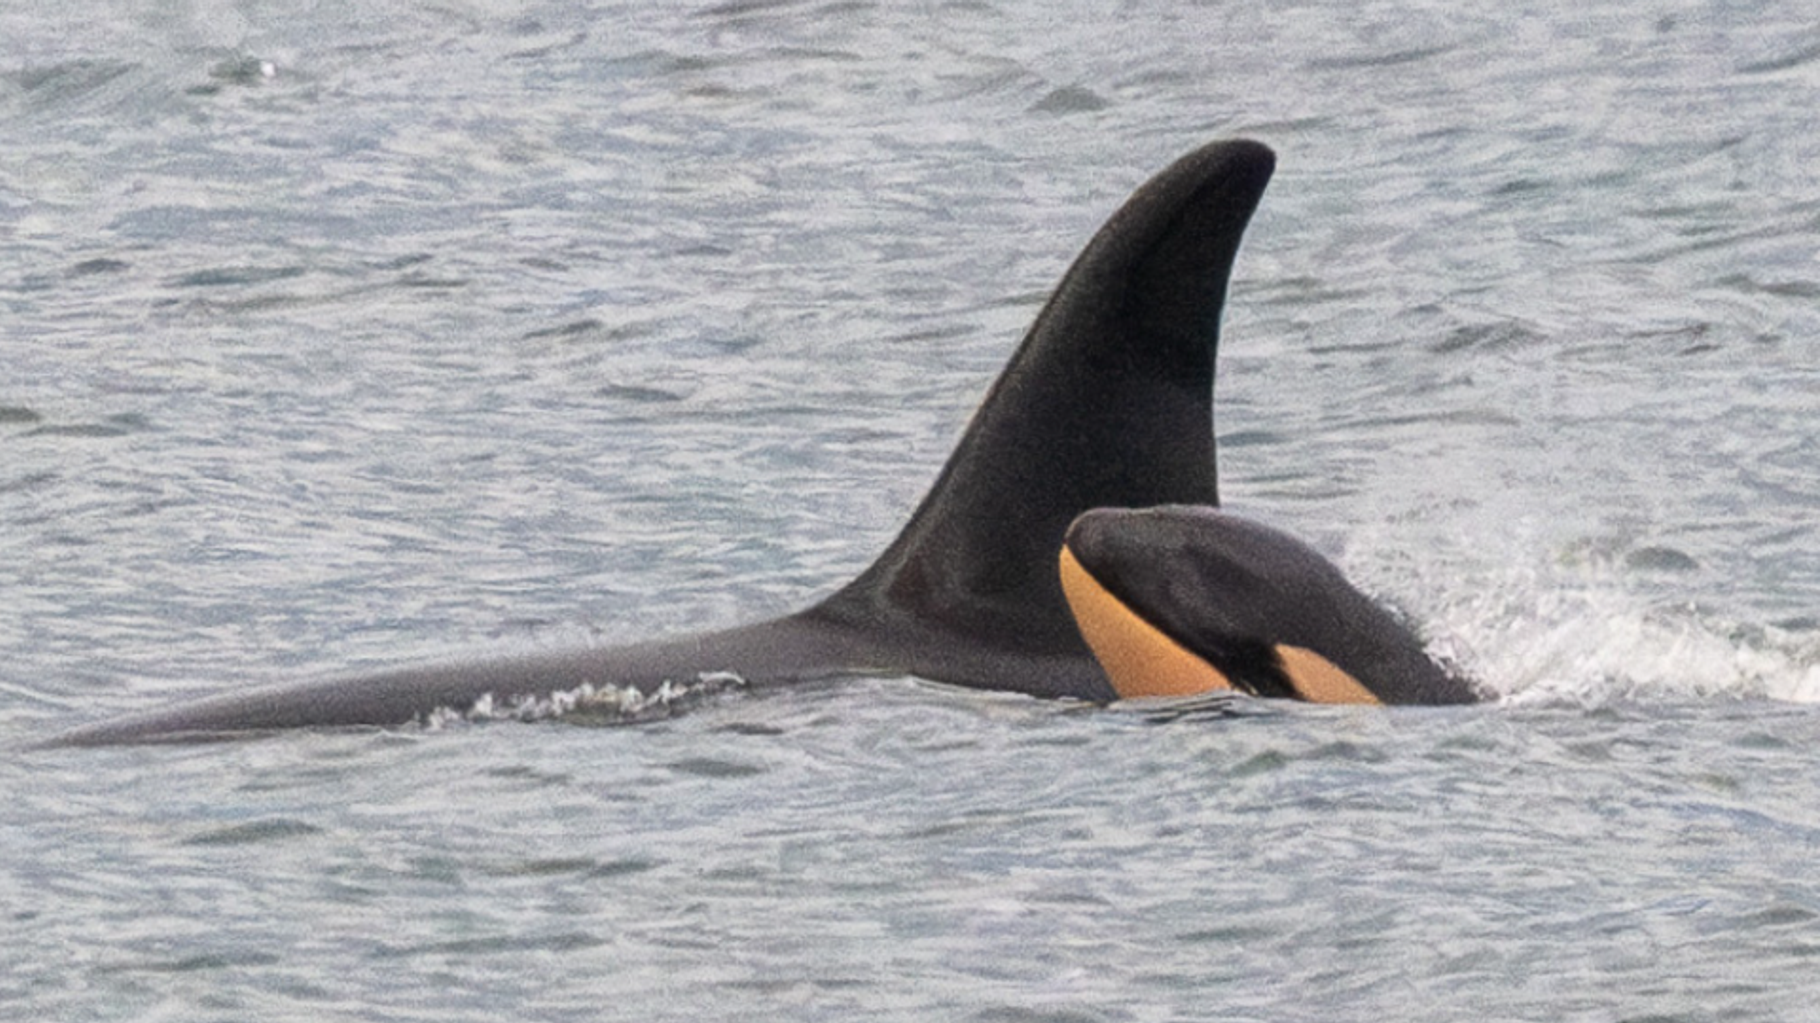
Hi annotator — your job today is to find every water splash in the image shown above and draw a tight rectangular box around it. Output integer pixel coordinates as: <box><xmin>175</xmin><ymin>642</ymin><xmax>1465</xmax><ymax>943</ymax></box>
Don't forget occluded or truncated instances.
<box><xmin>1429</xmin><ymin>562</ymin><xmax>1820</xmax><ymax>706</ymax></box>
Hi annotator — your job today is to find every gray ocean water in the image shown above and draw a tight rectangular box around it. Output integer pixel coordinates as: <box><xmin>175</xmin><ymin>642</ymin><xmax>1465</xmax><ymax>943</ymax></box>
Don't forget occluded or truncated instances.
<box><xmin>5</xmin><ymin>1</ymin><xmax>1820</xmax><ymax>1019</ymax></box>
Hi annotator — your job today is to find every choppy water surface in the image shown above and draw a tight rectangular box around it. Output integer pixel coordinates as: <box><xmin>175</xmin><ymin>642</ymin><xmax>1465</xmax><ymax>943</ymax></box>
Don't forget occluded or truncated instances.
<box><xmin>5</xmin><ymin>1</ymin><xmax>1820</xmax><ymax>1019</ymax></box>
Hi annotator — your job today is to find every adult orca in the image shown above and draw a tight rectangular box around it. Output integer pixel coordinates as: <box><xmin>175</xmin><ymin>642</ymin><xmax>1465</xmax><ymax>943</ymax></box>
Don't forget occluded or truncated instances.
<box><xmin>39</xmin><ymin>138</ymin><xmax>1468</xmax><ymax>748</ymax></box>
<box><xmin>1060</xmin><ymin>506</ymin><xmax>1475</xmax><ymax>705</ymax></box>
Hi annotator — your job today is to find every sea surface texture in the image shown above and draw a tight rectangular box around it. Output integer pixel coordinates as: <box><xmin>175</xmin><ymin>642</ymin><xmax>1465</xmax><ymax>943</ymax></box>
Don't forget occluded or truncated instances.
<box><xmin>5</xmin><ymin>1</ymin><xmax>1820</xmax><ymax>1020</ymax></box>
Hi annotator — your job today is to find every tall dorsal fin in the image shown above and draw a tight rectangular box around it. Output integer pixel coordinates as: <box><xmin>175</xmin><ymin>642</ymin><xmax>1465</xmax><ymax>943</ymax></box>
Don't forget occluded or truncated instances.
<box><xmin>813</xmin><ymin>140</ymin><xmax>1275</xmax><ymax>663</ymax></box>
<box><xmin>34</xmin><ymin>140</ymin><xmax>1279</xmax><ymax>747</ymax></box>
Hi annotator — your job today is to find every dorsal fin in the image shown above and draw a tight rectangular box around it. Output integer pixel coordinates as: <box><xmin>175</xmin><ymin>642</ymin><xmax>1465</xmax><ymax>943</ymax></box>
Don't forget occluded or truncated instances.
<box><xmin>812</xmin><ymin>140</ymin><xmax>1275</xmax><ymax>667</ymax></box>
<box><xmin>34</xmin><ymin>141</ymin><xmax>1279</xmax><ymax>747</ymax></box>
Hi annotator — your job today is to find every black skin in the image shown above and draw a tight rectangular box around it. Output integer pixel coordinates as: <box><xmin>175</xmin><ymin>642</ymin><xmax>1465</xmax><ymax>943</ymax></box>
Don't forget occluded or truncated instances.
<box><xmin>1065</xmin><ymin>506</ymin><xmax>1478</xmax><ymax>705</ymax></box>
<box><xmin>40</xmin><ymin>140</ymin><xmax>1276</xmax><ymax>746</ymax></box>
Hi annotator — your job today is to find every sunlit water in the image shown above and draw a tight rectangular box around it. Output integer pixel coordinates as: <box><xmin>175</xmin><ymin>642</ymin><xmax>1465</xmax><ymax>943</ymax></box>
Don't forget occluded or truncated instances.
<box><xmin>4</xmin><ymin>1</ymin><xmax>1820</xmax><ymax>1020</ymax></box>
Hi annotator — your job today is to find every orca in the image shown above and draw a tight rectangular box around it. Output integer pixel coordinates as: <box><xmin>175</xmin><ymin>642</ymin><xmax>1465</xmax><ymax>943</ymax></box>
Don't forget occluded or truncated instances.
<box><xmin>39</xmin><ymin>138</ymin><xmax>1471</xmax><ymax>748</ymax></box>
<box><xmin>1060</xmin><ymin>506</ymin><xmax>1475</xmax><ymax>705</ymax></box>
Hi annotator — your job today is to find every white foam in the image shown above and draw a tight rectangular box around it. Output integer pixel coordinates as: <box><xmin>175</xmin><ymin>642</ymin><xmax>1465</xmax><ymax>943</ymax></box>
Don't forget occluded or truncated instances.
<box><xmin>423</xmin><ymin>671</ymin><xmax>747</xmax><ymax>730</ymax></box>
<box><xmin>1425</xmin><ymin>563</ymin><xmax>1820</xmax><ymax>705</ymax></box>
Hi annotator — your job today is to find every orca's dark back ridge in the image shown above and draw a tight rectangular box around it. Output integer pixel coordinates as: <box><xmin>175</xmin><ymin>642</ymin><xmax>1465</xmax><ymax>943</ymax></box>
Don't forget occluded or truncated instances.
<box><xmin>41</xmin><ymin>140</ymin><xmax>1279</xmax><ymax>746</ymax></box>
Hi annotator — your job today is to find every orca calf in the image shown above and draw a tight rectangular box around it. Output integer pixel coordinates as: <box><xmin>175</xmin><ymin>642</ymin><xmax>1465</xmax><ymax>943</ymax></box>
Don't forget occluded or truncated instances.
<box><xmin>42</xmin><ymin>139</ymin><xmax>1474</xmax><ymax>747</ymax></box>
<box><xmin>1061</xmin><ymin>507</ymin><xmax>1472</xmax><ymax>705</ymax></box>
